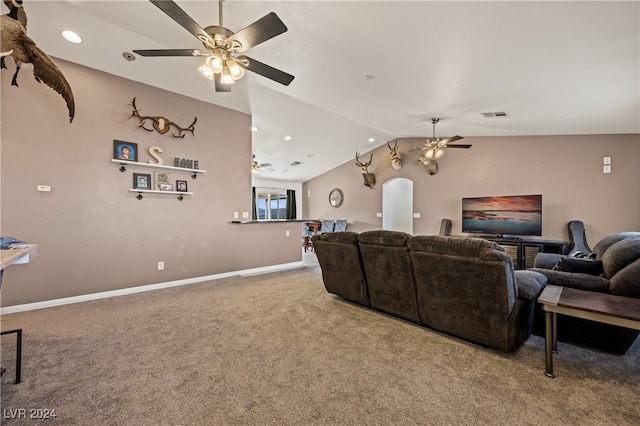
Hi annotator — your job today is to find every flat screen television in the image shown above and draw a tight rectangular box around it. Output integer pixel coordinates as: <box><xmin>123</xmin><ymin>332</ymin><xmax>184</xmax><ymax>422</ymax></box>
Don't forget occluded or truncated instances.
<box><xmin>461</xmin><ymin>194</ymin><xmax>542</xmax><ymax>236</ymax></box>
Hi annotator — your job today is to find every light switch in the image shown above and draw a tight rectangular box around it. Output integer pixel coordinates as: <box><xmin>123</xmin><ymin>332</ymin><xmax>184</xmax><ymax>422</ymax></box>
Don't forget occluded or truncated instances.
<box><xmin>603</xmin><ymin>156</ymin><xmax>611</xmax><ymax>165</ymax></box>
<box><xmin>603</xmin><ymin>165</ymin><xmax>611</xmax><ymax>174</ymax></box>
<box><xmin>376</xmin><ymin>212</ymin><xmax>382</xmax><ymax>218</ymax></box>
<box><xmin>413</xmin><ymin>213</ymin><xmax>421</xmax><ymax>218</ymax></box>
<box><xmin>37</xmin><ymin>185</ymin><xmax>51</xmax><ymax>192</ymax></box>
<box><xmin>242</xmin><ymin>212</ymin><xmax>249</xmax><ymax>219</ymax></box>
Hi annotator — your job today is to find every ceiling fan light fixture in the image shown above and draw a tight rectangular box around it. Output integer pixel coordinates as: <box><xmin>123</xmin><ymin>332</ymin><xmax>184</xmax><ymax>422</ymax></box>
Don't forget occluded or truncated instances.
<box><xmin>198</xmin><ymin>63</ymin><xmax>215</xmax><ymax>80</ymax></box>
<box><xmin>209</xmin><ymin>51</ymin><xmax>224</xmax><ymax>73</ymax></box>
<box><xmin>220</xmin><ymin>66</ymin><xmax>234</xmax><ymax>84</ymax></box>
<box><xmin>227</xmin><ymin>59</ymin><xmax>245</xmax><ymax>79</ymax></box>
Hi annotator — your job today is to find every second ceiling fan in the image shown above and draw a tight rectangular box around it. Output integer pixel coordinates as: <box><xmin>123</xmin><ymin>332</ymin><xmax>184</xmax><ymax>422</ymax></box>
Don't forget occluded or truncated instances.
<box><xmin>397</xmin><ymin>118</ymin><xmax>472</xmax><ymax>159</ymax></box>
<box><xmin>133</xmin><ymin>0</ymin><xmax>294</xmax><ymax>92</ymax></box>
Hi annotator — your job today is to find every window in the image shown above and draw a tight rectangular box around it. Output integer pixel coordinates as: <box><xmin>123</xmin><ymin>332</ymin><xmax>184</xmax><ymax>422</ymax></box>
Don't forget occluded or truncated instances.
<box><xmin>256</xmin><ymin>191</ymin><xmax>287</xmax><ymax>220</ymax></box>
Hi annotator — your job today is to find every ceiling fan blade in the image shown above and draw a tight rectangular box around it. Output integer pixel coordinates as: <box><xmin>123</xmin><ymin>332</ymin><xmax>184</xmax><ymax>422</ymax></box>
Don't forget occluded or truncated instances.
<box><xmin>237</xmin><ymin>55</ymin><xmax>294</xmax><ymax>86</ymax></box>
<box><xmin>440</xmin><ymin>135</ymin><xmax>464</xmax><ymax>144</ymax></box>
<box><xmin>447</xmin><ymin>144</ymin><xmax>472</xmax><ymax>149</ymax></box>
<box><xmin>214</xmin><ymin>73</ymin><xmax>232</xmax><ymax>93</ymax></box>
<box><xmin>149</xmin><ymin>0</ymin><xmax>213</xmax><ymax>45</ymax></box>
<box><xmin>228</xmin><ymin>12</ymin><xmax>288</xmax><ymax>52</ymax></box>
<box><xmin>133</xmin><ymin>49</ymin><xmax>199</xmax><ymax>57</ymax></box>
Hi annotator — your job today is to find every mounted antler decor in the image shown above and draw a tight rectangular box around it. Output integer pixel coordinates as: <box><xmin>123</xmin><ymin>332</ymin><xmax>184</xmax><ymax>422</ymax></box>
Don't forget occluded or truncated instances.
<box><xmin>355</xmin><ymin>152</ymin><xmax>376</xmax><ymax>188</ymax></box>
<box><xmin>128</xmin><ymin>97</ymin><xmax>197</xmax><ymax>138</ymax></box>
<box><xmin>387</xmin><ymin>140</ymin><xmax>403</xmax><ymax>170</ymax></box>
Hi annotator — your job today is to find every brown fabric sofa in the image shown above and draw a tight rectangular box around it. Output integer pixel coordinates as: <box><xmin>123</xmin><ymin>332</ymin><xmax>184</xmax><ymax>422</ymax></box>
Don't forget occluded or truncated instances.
<box><xmin>530</xmin><ymin>232</ymin><xmax>640</xmax><ymax>354</ymax></box>
<box><xmin>312</xmin><ymin>231</ymin><xmax>548</xmax><ymax>353</ymax></box>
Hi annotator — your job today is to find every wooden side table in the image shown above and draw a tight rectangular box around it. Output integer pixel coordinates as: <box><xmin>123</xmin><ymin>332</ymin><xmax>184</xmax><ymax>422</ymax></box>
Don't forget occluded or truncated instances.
<box><xmin>538</xmin><ymin>285</ymin><xmax>640</xmax><ymax>378</ymax></box>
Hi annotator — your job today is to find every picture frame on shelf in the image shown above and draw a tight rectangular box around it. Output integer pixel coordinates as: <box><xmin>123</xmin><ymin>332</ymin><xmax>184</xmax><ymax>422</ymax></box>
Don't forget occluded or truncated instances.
<box><xmin>114</xmin><ymin>140</ymin><xmax>138</xmax><ymax>162</ymax></box>
<box><xmin>158</xmin><ymin>183</ymin><xmax>174</xmax><ymax>192</ymax></box>
<box><xmin>176</xmin><ymin>180</ymin><xmax>188</xmax><ymax>192</ymax></box>
<box><xmin>133</xmin><ymin>173</ymin><xmax>151</xmax><ymax>189</ymax></box>
<box><xmin>154</xmin><ymin>171</ymin><xmax>171</xmax><ymax>191</ymax></box>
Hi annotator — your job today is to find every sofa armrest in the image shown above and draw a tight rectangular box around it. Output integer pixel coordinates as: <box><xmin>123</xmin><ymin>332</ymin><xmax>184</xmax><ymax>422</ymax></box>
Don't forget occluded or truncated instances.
<box><xmin>533</xmin><ymin>252</ymin><xmax>567</xmax><ymax>269</ymax></box>
<box><xmin>528</xmin><ymin>268</ymin><xmax>610</xmax><ymax>293</ymax></box>
<box><xmin>514</xmin><ymin>270</ymin><xmax>547</xmax><ymax>301</ymax></box>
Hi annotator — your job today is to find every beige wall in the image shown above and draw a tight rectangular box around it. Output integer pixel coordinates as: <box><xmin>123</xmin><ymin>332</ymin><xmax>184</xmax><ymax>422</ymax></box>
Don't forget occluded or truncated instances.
<box><xmin>1</xmin><ymin>59</ymin><xmax>301</xmax><ymax>307</ymax></box>
<box><xmin>303</xmin><ymin>134</ymin><xmax>640</xmax><ymax>242</ymax></box>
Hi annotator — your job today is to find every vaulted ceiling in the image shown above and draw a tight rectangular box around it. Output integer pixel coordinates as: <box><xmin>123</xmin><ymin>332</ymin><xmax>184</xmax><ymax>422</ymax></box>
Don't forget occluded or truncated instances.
<box><xmin>5</xmin><ymin>1</ymin><xmax>640</xmax><ymax>182</ymax></box>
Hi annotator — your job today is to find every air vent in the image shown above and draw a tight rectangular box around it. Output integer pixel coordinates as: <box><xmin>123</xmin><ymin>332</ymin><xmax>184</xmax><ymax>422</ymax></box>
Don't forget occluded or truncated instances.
<box><xmin>290</xmin><ymin>161</ymin><xmax>303</xmax><ymax>167</ymax></box>
<box><xmin>261</xmin><ymin>163</ymin><xmax>272</xmax><ymax>168</ymax></box>
<box><xmin>481</xmin><ymin>111</ymin><xmax>509</xmax><ymax>118</ymax></box>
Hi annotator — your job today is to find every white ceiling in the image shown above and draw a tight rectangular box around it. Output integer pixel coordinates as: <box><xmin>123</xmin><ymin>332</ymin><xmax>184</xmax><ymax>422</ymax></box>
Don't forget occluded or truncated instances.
<box><xmin>6</xmin><ymin>1</ymin><xmax>640</xmax><ymax>182</ymax></box>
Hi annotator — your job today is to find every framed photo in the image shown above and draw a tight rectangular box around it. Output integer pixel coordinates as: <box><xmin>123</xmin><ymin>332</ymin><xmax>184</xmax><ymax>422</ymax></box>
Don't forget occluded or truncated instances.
<box><xmin>154</xmin><ymin>171</ymin><xmax>171</xmax><ymax>191</ymax></box>
<box><xmin>114</xmin><ymin>140</ymin><xmax>138</xmax><ymax>162</ymax></box>
<box><xmin>176</xmin><ymin>180</ymin><xmax>188</xmax><ymax>192</ymax></box>
<box><xmin>133</xmin><ymin>173</ymin><xmax>151</xmax><ymax>190</ymax></box>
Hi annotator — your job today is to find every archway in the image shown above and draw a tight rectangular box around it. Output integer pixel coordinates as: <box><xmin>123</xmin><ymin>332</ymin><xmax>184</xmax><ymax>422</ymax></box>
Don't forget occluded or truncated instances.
<box><xmin>382</xmin><ymin>178</ymin><xmax>413</xmax><ymax>234</ymax></box>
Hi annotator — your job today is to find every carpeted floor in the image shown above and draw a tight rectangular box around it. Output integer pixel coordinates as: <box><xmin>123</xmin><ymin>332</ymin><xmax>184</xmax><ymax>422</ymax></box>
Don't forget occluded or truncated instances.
<box><xmin>1</xmin><ymin>266</ymin><xmax>639</xmax><ymax>425</ymax></box>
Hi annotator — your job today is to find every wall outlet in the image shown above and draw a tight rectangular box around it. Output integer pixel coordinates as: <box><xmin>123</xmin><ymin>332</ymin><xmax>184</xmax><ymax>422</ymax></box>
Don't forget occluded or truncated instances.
<box><xmin>376</xmin><ymin>212</ymin><xmax>382</xmax><ymax>218</ymax></box>
<box><xmin>603</xmin><ymin>156</ymin><xmax>611</xmax><ymax>165</ymax></box>
<box><xmin>285</xmin><ymin>230</ymin><xmax>290</xmax><ymax>237</ymax></box>
<box><xmin>242</xmin><ymin>212</ymin><xmax>249</xmax><ymax>219</ymax></box>
<box><xmin>157</xmin><ymin>261</ymin><xmax>164</xmax><ymax>270</ymax></box>
<box><xmin>603</xmin><ymin>165</ymin><xmax>611</xmax><ymax>174</ymax></box>
<box><xmin>413</xmin><ymin>212</ymin><xmax>421</xmax><ymax>218</ymax></box>
<box><xmin>233</xmin><ymin>211</ymin><xmax>239</xmax><ymax>219</ymax></box>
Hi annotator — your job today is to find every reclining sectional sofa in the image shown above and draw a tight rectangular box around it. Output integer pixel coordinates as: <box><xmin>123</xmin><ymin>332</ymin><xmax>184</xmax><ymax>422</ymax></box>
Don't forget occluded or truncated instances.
<box><xmin>530</xmin><ymin>232</ymin><xmax>640</xmax><ymax>354</ymax></box>
<box><xmin>312</xmin><ymin>230</ymin><xmax>548</xmax><ymax>353</ymax></box>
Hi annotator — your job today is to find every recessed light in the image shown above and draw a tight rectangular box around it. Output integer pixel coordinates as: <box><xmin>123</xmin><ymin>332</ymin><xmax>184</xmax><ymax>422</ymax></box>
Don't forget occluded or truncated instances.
<box><xmin>61</xmin><ymin>30</ymin><xmax>82</xmax><ymax>44</ymax></box>
<box><xmin>368</xmin><ymin>137</ymin><xmax>375</xmax><ymax>143</ymax></box>
<box><xmin>283</xmin><ymin>135</ymin><xmax>292</xmax><ymax>141</ymax></box>
<box><xmin>251</xmin><ymin>126</ymin><xmax>259</xmax><ymax>132</ymax></box>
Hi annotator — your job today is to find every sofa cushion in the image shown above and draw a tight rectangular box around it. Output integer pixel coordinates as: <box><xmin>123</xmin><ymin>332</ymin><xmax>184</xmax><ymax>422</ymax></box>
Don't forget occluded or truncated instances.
<box><xmin>601</xmin><ymin>237</ymin><xmax>640</xmax><ymax>279</ymax></box>
<box><xmin>529</xmin><ymin>268</ymin><xmax>610</xmax><ymax>293</ymax></box>
<box><xmin>316</xmin><ymin>231</ymin><xmax>359</xmax><ymax>245</ymax></box>
<box><xmin>407</xmin><ymin>235</ymin><xmax>505</xmax><ymax>259</ymax></box>
<box><xmin>552</xmin><ymin>257</ymin><xmax>603</xmax><ymax>276</ymax></box>
<box><xmin>593</xmin><ymin>232</ymin><xmax>640</xmax><ymax>260</ymax></box>
<box><xmin>514</xmin><ymin>270</ymin><xmax>547</xmax><ymax>301</ymax></box>
<box><xmin>609</xmin><ymin>259</ymin><xmax>640</xmax><ymax>298</ymax></box>
<box><xmin>358</xmin><ymin>230</ymin><xmax>411</xmax><ymax>247</ymax></box>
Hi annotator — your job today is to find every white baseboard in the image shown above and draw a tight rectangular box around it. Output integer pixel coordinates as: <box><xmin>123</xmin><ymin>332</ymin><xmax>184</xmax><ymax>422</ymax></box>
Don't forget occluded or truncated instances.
<box><xmin>0</xmin><ymin>261</ymin><xmax>304</xmax><ymax>315</ymax></box>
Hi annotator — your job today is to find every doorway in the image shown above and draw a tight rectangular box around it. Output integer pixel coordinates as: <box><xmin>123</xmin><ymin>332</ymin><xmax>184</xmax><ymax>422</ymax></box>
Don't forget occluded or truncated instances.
<box><xmin>382</xmin><ymin>178</ymin><xmax>413</xmax><ymax>234</ymax></box>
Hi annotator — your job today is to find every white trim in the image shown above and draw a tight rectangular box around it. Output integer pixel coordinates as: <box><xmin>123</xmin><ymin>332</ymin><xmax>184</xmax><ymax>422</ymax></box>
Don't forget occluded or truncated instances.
<box><xmin>0</xmin><ymin>261</ymin><xmax>304</xmax><ymax>315</ymax></box>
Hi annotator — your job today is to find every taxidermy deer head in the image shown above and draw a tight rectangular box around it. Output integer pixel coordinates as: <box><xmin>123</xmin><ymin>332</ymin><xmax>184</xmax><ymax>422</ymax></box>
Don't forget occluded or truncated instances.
<box><xmin>355</xmin><ymin>152</ymin><xmax>376</xmax><ymax>188</ymax></box>
<box><xmin>387</xmin><ymin>140</ymin><xmax>403</xmax><ymax>170</ymax></box>
<box><xmin>418</xmin><ymin>154</ymin><xmax>439</xmax><ymax>175</ymax></box>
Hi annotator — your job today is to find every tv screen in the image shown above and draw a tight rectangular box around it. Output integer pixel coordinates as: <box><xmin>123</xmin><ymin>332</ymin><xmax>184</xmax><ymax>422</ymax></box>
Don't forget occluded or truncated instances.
<box><xmin>462</xmin><ymin>194</ymin><xmax>542</xmax><ymax>236</ymax></box>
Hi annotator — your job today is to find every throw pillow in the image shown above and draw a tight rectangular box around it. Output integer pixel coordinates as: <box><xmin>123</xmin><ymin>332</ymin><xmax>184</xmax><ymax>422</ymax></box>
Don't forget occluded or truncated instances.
<box><xmin>552</xmin><ymin>257</ymin><xmax>604</xmax><ymax>276</ymax></box>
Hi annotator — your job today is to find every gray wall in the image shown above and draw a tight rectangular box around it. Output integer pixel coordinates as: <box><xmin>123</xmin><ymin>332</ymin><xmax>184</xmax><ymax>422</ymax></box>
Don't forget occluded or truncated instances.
<box><xmin>303</xmin><ymin>134</ymin><xmax>640</xmax><ymax>242</ymax></box>
<box><xmin>1</xmin><ymin>59</ymin><xmax>301</xmax><ymax>307</ymax></box>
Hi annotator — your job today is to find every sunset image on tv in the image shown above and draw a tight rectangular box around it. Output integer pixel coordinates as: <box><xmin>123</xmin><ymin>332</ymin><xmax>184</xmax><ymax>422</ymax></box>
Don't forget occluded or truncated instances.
<box><xmin>462</xmin><ymin>195</ymin><xmax>542</xmax><ymax>236</ymax></box>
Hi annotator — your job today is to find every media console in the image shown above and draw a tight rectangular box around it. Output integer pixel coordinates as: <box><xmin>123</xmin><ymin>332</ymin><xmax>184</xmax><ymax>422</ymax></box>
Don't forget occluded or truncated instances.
<box><xmin>479</xmin><ymin>236</ymin><xmax>569</xmax><ymax>270</ymax></box>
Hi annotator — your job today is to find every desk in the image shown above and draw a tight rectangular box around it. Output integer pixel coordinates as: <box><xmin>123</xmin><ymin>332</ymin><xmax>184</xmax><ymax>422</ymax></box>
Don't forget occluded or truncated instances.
<box><xmin>538</xmin><ymin>285</ymin><xmax>640</xmax><ymax>378</ymax></box>
<box><xmin>1</xmin><ymin>243</ymin><xmax>37</xmax><ymax>384</ymax></box>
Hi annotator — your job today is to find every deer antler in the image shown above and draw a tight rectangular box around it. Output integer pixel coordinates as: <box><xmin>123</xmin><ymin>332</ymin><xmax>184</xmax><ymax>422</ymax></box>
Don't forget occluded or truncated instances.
<box><xmin>127</xmin><ymin>97</ymin><xmax>197</xmax><ymax>138</ymax></box>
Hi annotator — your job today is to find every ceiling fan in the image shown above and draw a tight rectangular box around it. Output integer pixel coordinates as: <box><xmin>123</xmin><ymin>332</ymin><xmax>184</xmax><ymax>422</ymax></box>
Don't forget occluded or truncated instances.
<box><xmin>133</xmin><ymin>0</ymin><xmax>294</xmax><ymax>92</ymax></box>
<box><xmin>252</xmin><ymin>154</ymin><xmax>272</xmax><ymax>174</ymax></box>
<box><xmin>396</xmin><ymin>118</ymin><xmax>472</xmax><ymax>159</ymax></box>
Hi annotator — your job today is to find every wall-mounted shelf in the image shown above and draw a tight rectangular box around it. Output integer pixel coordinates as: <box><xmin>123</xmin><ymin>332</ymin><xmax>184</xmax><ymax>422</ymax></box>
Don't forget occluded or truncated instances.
<box><xmin>111</xmin><ymin>159</ymin><xmax>206</xmax><ymax>179</ymax></box>
<box><xmin>129</xmin><ymin>189</ymin><xmax>193</xmax><ymax>201</ymax></box>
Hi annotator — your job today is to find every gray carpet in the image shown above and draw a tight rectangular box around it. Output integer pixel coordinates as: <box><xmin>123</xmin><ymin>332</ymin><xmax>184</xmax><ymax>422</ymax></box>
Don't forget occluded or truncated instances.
<box><xmin>1</xmin><ymin>266</ymin><xmax>639</xmax><ymax>425</ymax></box>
